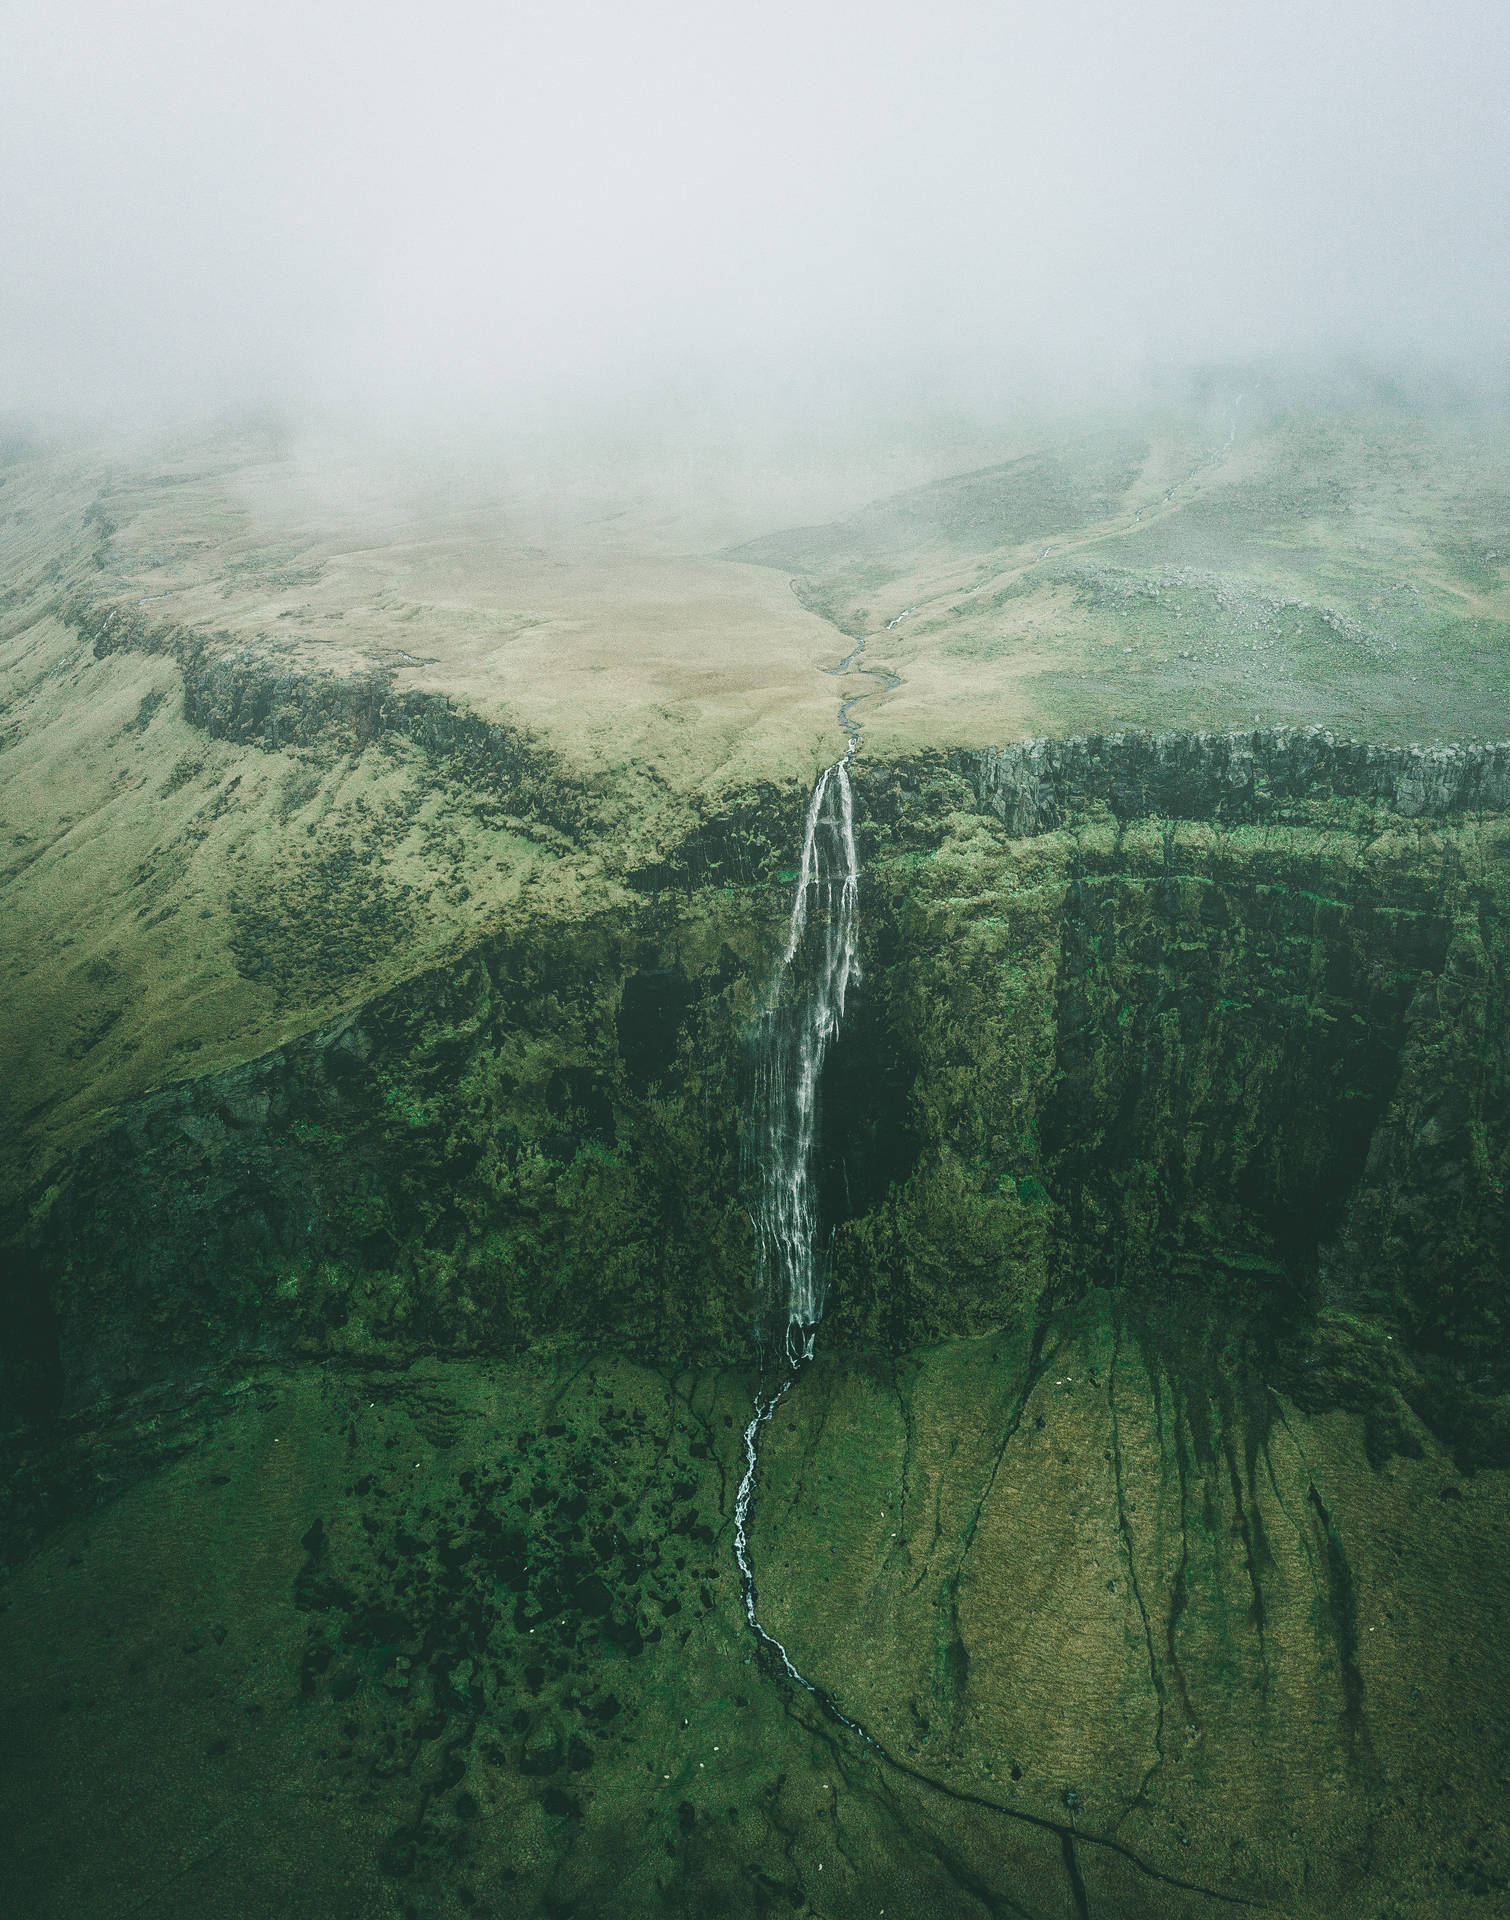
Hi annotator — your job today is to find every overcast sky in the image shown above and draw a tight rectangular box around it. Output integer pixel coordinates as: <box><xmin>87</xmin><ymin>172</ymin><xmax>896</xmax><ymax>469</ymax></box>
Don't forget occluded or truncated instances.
<box><xmin>3</xmin><ymin>0</ymin><xmax>1507</xmax><ymax>436</ymax></box>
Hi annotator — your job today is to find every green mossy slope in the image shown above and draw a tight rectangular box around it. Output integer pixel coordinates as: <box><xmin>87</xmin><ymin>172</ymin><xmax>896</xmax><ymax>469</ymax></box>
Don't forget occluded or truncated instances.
<box><xmin>9</xmin><ymin>755</ymin><xmax>1505</xmax><ymax>1489</ymax></box>
<box><xmin>1</xmin><ymin>696</ymin><xmax>1507</xmax><ymax>1919</ymax></box>
<box><xmin>2</xmin><ymin>1331</ymin><xmax>1506</xmax><ymax>1918</ymax></box>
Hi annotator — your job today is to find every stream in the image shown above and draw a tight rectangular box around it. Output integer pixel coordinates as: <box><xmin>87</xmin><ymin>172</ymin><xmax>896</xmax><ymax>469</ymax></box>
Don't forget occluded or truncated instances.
<box><xmin>733</xmin><ymin>753</ymin><xmax>873</xmax><ymax>1729</ymax></box>
<box><xmin>731</xmin><ymin>609</ymin><xmax>898</xmax><ymax>1716</ymax></box>
<box><xmin>725</xmin><ymin>620</ymin><xmax>1253</xmax><ymax>1915</ymax></box>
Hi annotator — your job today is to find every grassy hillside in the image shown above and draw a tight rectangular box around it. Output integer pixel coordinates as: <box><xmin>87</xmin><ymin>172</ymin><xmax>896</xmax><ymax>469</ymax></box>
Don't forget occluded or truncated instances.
<box><xmin>4</xmin><ymin>402</ymin><xmax>1509</xmax><ymax>1919</ymax></box>
<box><xmin>729</xmin><ymin>398</ymin><xmax>1510</xmax><ymax>751</ymax></box>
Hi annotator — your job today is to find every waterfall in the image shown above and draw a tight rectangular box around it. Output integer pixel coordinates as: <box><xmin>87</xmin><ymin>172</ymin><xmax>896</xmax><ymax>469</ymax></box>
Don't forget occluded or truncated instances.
<box><xmin>748</xmin><ymin>759</ymin><xmax>860</xmax><ymax>1366</ymax></box>
<box><xmin>735</xmin><ymin>758</ymin><xmax>867</xmax><ymax>1708</ymax></box>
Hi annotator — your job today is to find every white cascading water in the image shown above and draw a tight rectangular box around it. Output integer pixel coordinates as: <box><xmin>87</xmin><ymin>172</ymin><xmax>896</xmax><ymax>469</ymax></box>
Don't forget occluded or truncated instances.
<box><xmin>749</xmin><ymin>760</ymin><xmax>860</xmax><ymax>1366</ymax></box>
<box><xmin>734</xmin><ymin>759</ymin><xmax>870</xmax><ymax>1720</ymax></box>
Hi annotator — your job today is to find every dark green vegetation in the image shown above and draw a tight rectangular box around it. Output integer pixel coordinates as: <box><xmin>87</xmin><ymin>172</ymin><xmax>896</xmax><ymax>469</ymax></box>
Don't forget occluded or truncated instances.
<box><xmin>10</xmin><ymin>1330</ymin><xmax>1504</xmax><ymax>1919</ymax></box>
<box><xmin>4</xmin><ymin>733</ymin><xmax>1510</xmax><ymax>1917</ymax></box>
<box><xmin>8</xmin><ymin>737</ymin><xmax>1508</xmax><ymax>1443</ymax></box>
<box><xmin>3</xmin><ymin>412</ymin><xmax>1510</xmax><ymax>1918</ymax></box>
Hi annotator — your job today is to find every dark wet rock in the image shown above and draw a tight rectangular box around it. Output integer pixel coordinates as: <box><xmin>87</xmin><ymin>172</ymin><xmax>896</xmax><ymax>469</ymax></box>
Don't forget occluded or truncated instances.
<box><xmin>6</xmin><ymin>723</ymin><xmax>1505</xmax><ymax>1454</ymax></box>
<box><xmin>955</xmin><ymin>728</ymin><xmax>1510</xmax><ymax>837</ymax></box>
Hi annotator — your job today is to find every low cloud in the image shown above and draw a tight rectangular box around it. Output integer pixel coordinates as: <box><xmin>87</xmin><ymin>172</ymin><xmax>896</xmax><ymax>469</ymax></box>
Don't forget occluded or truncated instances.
<box><xmin>3</xmin><ymin>0</ymin><xmax>1506</xmax><ymax>442</ymax></box>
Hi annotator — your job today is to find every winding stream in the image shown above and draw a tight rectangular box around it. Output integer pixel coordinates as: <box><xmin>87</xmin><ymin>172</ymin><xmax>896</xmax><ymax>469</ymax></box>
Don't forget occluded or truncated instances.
<box><xmin>831</xmin><ymin>625</ymin><xmax>904</xmax><ymax>749</ymax></box>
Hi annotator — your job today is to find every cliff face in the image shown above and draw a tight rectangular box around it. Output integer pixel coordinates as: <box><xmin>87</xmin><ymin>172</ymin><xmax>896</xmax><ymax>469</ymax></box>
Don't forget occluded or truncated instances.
<box><xmin>958</xmin><ymin>727</ymin><xmax>1510</xmax><ymax>831</ymax></box>
<box><xmin>2</xmin><ymin>732</ymin><xmax>1508</xmax><ymax>1920</ymax></box>
<box><xmin>71</xmin><ymin>593</ymin><xmax>606</xmax><ymax>842</ymax></box>
<box><xmin>7</xmin><ymin>421</ymin><xmax>1510</xmax><ymax>1920</ymax></box>
<box><xmin>6</xmin><ymin>731</ymin><xmax>1506</xmax><ymax>1458</ymax></box>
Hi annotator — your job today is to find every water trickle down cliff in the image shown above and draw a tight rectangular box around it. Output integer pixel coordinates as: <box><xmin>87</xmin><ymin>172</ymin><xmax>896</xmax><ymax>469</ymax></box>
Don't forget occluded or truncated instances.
<box><xmin>735</xmin><ymin>759</ymin><xmax>875</xmax><ymax>1710</ymax></box>
<box><xmin>749</xmin><ymin>761</ymin><xmax>861</xmax><ymax>1366</ymax></box>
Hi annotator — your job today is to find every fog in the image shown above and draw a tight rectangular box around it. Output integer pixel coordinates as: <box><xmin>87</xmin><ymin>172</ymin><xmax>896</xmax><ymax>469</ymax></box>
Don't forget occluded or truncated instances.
<box><xmin>3</xmin><ymin>0</ymin><xmax>1508</xmax><ymax>446</ymax></box>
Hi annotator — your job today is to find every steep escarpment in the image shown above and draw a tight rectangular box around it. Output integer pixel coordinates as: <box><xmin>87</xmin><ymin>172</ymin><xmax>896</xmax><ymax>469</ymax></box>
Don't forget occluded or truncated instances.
<box><xmin>7</xmin><ymin>731</ymin><xmax>1507</xmax><ymax>1452</ymax></box>
<box><xmin>956</xmin><ymin>726</ymin><xmax>1510</xmax><ymax>829</ymax></box>
<box><xmin>3</xmin><ymin>729</ymin><xmax>1508</xmax><ymax>1920</ymax></box>
<box><xmin>10</xmin><ymin>415</ymin><xmax>1510</xmax><ymax>1920</ymax></box>
<box><xmin>67</xmin><ymin>593</ymin><xmax>607</xmax><ymax>845</ymax></box>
